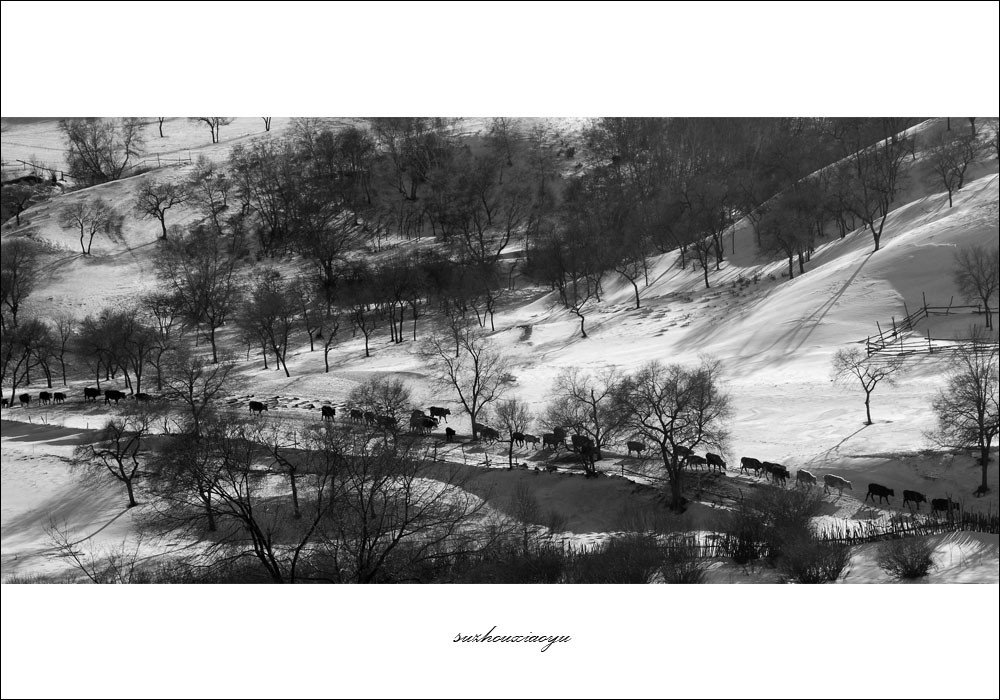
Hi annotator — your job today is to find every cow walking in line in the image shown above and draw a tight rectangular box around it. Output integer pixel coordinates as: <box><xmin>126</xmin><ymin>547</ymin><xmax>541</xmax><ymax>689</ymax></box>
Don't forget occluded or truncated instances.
<box><xmin>865</xmin><ymin>483</ymin><xmax>894</xmax><ymax>505</ymax></box>
<box><xmin>823</xmin><ymin>474</ymin><xmax>852</xmax><ymax>496</ymax></box>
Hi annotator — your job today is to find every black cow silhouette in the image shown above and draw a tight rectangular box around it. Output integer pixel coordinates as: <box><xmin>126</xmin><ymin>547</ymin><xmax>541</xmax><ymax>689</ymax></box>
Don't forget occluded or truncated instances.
<box><xmin>866</xmin><ymin>483</ymin><xmax>894</xmax><ymax>505</ymax></box>
<box><xmin>104</xmin><ymin>390</ymin><xmax>127</xmax><ymax>405</ymax></box>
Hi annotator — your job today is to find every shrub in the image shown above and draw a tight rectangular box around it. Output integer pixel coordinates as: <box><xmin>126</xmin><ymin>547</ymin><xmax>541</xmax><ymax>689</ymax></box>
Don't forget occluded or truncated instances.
<box><xmin>877</xmin><ymin>537</ymin><xmax>936</xmax><ymax>580</ymax></box>
<box><xmin>721</xmin><ymin>488</ymin><xmax>824</xmax><ymax>563</ymax></box>
<box><xmin>456</xmin><ymin>541</ymin><xmax>567</xmax><ymax>583</ymax></box>
<box><xmin>568</xmin><ymin>534</ymin><xmax>664</xmax><ymax>583</ymax></box>
<box><xmin>778</xmin><ymin>536</ymin><xmax>852</xmax><ymax>583</ymax></box>
<box><xmin>660</xmin><ymin>546</ymin><xmax>708</xmax><ymax>583</ymax></box>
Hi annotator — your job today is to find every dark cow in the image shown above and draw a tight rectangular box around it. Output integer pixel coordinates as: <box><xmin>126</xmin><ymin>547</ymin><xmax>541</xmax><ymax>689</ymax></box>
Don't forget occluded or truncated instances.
<box><xmin>363</xmin><ymin>411</ymin><xmax>376</xmax><ymax>426</ymax></box>
<box><xmin>84</xmin><ymin>387</ymin><xmax>101</xmax><ymax>403</ymax></box>
<box><xmin>376</xmin><ymin>415</ymin><xmax>398</xmax><ymax>430</ymax></box>
<box><xmin>429</xmin><ymin>406</ymin><xmax>451</xmax><ymax>423</ymax></box>
<box><xmin>740</xmin><ymin>457</ymin><xmax>763</xmax><ymax>477</ymax></box>
<box><xmin>0</xmin><ymin>398</ymin><xmax>7</xmax><ymax>408</ymax></box>
<box><xmin>523</xmin><ymin>434</ymin><xmax>540</xmax><ymax>448</ymax></box>
<box><xmin>674</xmin><ymin>445</ymin><xmax>693</xmax><ymax>460</ymax></box>
<box><xmin>18</xmin><ymin>393</ymin><xmax>30</xmax><ymax>407</ymax></box>
<box><xmin>420</xmin><ymin>417</ymin><xmax>438</xmax><ymax>434</ymax></box>
<box><xmin>706</xmin><ymin>453</ymin><xmax>726</xmax><ymax>473</ymax></box>
<box><xmin>823</xmin><ymin>474</ymin><xmax>852</xmax><ymax>496</ymax></box>
<box><xmin>626</xmin><ymin>441</ymin><xmax>646</xmax><ymax>458</ymax></box>
<box><xmin>350</xmin><ymin>409</ymin><xmax>364</xmax><ymax>423</ymax></box>
<box><xmin>249</xmin><ymin>400</ymin><xmax>268</xmax><ymax>414</ymax></box>
<box><xmin>542</xmin><ymin>433</ymin><xmax>564</xmax><ymax>451</ymax></box>
<box><xmin>134</xmin><ymin>392</ymin><xmax>151</xmax><ymax>403</ymax></box>
<box><xmin>902</xmin><ymin>490</ymin><xmax>927</xmax><ymax>510</ymax></box>
<box><xmin>39</xmin><ymin>391</ymin><xmax>52</xmax><ymax>405</ymax></box>
<box><xmin>53</xmin><ymin>392</ymin><xmax>66</xmax><ymax>404</ymax></box>
<box><xmin>321</xmin><ymin>405</ymin><xmax>336</xmax><ymax>421</ymax></box>
<box><xmin>511</xmin><ymin>431</ymin><xmax>525</xmax><ymax>447</ymax></box>
<box><xmin>445</xmin><ymin>427</ymin><xmax>456</xmax><ymax>442</ymax></box>
<box><xmin>104</xmin><ymin>389</ymin><xmax>127</xmax><ymax>405</ymax></box>
<box><xmin>865</xmin><ymin>483</ymin><xmax>894</xmax><ymax>505</ymax></box>
<box><xmin>480</xmin><ymin>426</ymin><xmax>501</xmax><ymax>443</ymax></box>
<box><xmin>571</xmin><ymin>434</ymin><xmax>594</xmax><ymax>453</ymax></box>
<box><xmin>761</xmin><ymin>461</ymin><xmax>781</xmax><ymax>481</ymax></box>
<box><xmin>686</xmin><ymin>454</ymin><xmax>707</xmax><ymax>470</ymax></box>
<box><xmin>931</xmin><ymin>498</ymin><xmax>960</xmax><ymax>517</ymax></box>
<box><xmin>770</xmin><ymin>464</ymin><xmax>790</xmax><ymax>487</ymax></box>
<box><xmin>795</xmin><ymin>469</ymin><xmax>817</xmax><ymax>489</ymax></box>
<box><xmin>409</xmin><ymin>412</ymin><xmax>425</xmax><ymax>432</ymax></box>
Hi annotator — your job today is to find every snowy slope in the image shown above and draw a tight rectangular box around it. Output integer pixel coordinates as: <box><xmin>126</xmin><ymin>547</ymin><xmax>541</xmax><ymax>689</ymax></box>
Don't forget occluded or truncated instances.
<box><xmin>2</xmin><ymin>116</ymin><xmax>998</xmax><ymax>582</ymax></box>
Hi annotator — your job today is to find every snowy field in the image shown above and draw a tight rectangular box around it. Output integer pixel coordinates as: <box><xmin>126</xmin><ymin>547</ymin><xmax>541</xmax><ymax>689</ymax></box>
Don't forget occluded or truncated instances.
<box><xmin>2</xmin><ymin>116</ymin><xmax>998</xmax><ymax>585</ymax></box>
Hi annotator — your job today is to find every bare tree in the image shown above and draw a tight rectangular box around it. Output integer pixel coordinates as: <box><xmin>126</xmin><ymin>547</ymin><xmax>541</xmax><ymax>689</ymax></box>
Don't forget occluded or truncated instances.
<box><xmin>262</xmin><ymin>117</ymin><xmax>272</xmax><ymax>132</ymax></box>
<box><xmin>0</xmin><ymin>238</ymin><xmax>38</xmax><ymax>330</ymax></box>
<box><xmin>239</xmin><ymin>270</ymin><xmax>298</xmax><ymax>377</ymax></box>
<box><xmin>161</xmin><ymin>348</ymin><xmax>235</xmax><ymax>437</ymax></box>
<box><xmin>425</xmin><ymin>327</ymin><xmax>512</xmax><ymax>439</ymax></box>
<box><xmin>953</xmin><ymin>244</ymin><xmax>1000</xmax><ymax>330</ymax></box>
<box><xmin>927</xmin><ymin>131</ymin><xmax>982</xmax><ymax>207</ymax></box>
<box><xmin>545</xmin><ymin>367</ymin><xmax>627</xmax><ymax>463</ymax></box>
<box><xmin>319</xmin><ymin>311</ymin><xmax>341</xmax><ymax>373</ymax></box>
<box><xmin>158</xmin><ymin>117</ymin><xmax>165</xmax><ymax>138</ymax></box>
<box><xmin>156</xmin><ymin>225</ymin><xmax>239</xmax><ymax>363</ymax></box>
<box><xmin>835</xmin><ymin>122</ymin><xmax>912</xmax><ymax>252</ymax></box>
<box><xmin>59</xmin><ymin>117</ymin><xmax>145</xmax><ymax>185</ymax></box>
<box><xmin>831</xmin><ymin>347</ymin><xmax>905</xmax><ymax>425</ymax></box>
<box><xmin>147</xmin><ymin>418</ymin><xmax>504</xmax><ymax>583</ymax></box>
<box><xmin>614</xmin><ymin>359</ymin><xmax>732</xmax><ymax>511</ymax></box>
<box><xmin>348</xmin><ymin>375</ymin><xmax>412</xmax><ymax>425</ymax></box>
<box><xmin>928</xmin><ymin>328</ymin><xmax>999</xmax><ymax>494</ymax></box>
<box><xmin>58</xmin><ymin>198</ymin><xmax>124</xmax><ymax>255</ymax></box>
<box><xmin>74</xmin><ymin>407</ymin><xmax>154</xmax><ymax>508</ymax></box>
<box><xmin>52</xmin><ymin>313</ymin><xmax>76</xmax><ymax>386</ymax></box>
<box><xmin>1</xmin><ymin>317</ymin><xmax>48</xmax><ymax>405</ymax></box>
<box><xmin>134</xmin><ymin>180</ymin><xmax>189</xmax><ymax>239</ymax></box>
<box><xmin>494</xmin><ymin>398</ymin><xmax>533</xmax><ymax>469</ymax></box>
<box><xmin>192</xmin><ymin>117</ymin><xmax>233</xmax><ymax>144</ymax></box>
<box><xmin>1</xmin><ymin>183</ymin><xmax>44</xmax><ymax>226</ymax></box>
<box><xmin>186</xmin><ymin>156</ymin><xmax>232</xmax><ymax>236</ymax></box>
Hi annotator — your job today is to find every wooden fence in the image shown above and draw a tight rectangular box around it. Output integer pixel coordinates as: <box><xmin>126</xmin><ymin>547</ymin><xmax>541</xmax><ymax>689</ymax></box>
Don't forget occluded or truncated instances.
<box><xmin>2</xmin><ymin>153</ymin><xmax>193</xmax><ymax>184</ymax></box>
<box><xmin>816</xmin><ymin>510</ymin><xmax>1000</xmax><ymax>545</ymax></box>
<box><xmin>865</xmin><ymin>292</ymin><xmax>997</xmax><ymax>358</ymax></box>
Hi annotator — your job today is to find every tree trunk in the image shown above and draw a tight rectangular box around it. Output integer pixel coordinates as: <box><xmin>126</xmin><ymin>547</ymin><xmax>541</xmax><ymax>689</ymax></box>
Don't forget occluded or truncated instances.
<box><xmin>981</xmin><ymin>445</ymin><xmax>990</xmax><ymax>492</ymax></box>
<box><xmin>864</xmin><ymin>392</ymin><xmax>872</xmax><ymax>425</ymax></box>
<box><xmin>160</xmin><ymin>215</ymin><xmax>168</xmax><ymax>239</ymax></box>
<box><xmin>630</xmin><ymin>278</ymin><xmax>640</xmax><ymax>309</ymax></box>
<box><xmin>289</xmin><ymin>468</ymin><xmax>300</xmax><ymax>519</ymax></box>
<box><xmin>125</xmin><ymin>479</ymin><xmax>137</xmax><ymax>508</ymax></box>
<box><xmin>669</xmin><ymin>466</ymin><xmax>684</xmax><ymax>512</ymax></box>
<box><xmin>788</xmin><ymin>255</ymin><xmax>795</xmax><ymax>280</ymax></box>
<box><xmin>209</xmin><ymin>327</ymin><xmax>219</xmax><ymax>364</ymax></box>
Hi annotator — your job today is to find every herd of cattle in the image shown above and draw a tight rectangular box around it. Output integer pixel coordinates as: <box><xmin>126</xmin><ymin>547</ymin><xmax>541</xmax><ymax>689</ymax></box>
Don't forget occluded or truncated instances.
<box><xmin>1</xmin><ymin>388</ymin><xmax>150</xmax><ymax>409</ymax></box>
<box><xmin>0</xmin><ymin>389</ymin><xmax>968</xmax><ymax>516</ymax></box>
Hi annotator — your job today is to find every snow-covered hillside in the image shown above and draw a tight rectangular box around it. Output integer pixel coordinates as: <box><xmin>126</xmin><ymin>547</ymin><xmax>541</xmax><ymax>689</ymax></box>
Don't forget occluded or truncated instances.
<box><xmin>2</xmin><ymin>116</ymin><xmax>998</xmax><ymax>585</ymax></box>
